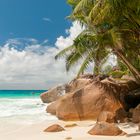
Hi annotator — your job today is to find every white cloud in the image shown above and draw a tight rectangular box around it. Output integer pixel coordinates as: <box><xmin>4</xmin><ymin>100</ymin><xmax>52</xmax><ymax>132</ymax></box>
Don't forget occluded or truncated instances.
<box><xmin>55</xmin><ymin>21</ymin><xmax>84</xmax><ymax>50</ymax></box>
<box><xmin>0</xmin><ymin>22</ymin><xmax>84</xmax><ymax>89</ymax></box>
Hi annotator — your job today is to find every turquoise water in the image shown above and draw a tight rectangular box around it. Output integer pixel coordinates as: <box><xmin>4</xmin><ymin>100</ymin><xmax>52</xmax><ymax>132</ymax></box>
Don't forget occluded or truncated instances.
<box><xmin>0</xmin><ymin>90</ymin><xmax>46</xmax><ymax>98</ymax></box>
<box><xmin>0</xmin><ymin>90</ymin><xmax>57</xmax><ymax>124</ymax></box>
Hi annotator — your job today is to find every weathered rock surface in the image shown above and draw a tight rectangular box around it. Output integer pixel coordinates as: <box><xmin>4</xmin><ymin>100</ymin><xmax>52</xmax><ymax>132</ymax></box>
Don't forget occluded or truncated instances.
<box><xmin>40</xmin><ymin>75</ymin><xmax>93</xmax><ymax>103</ymax></box>
<box><xmin>97</xmin><ymin>111</ymin><xmax>116</xmax><ymax>123</ymax></box>
<box><xmin>132</xmin><ymin>104</ymin><xmax>140</xmax><ymax>123</ymax></box>
<box><xmin>47</xmin><ymin>79</ymin><xmax>122</xmax><ymax>121</ymax></box>
<box><xmin>44</xmin><ymin>124</ymin><xmax>65</xmax><ymax>132</ymax></box>
<box><xmin>97</xmin><ymin>109</ymin><xmax>130</xmax><ymax>123</ymax></box>
<box><xmin>46</xmin><ymin>74</ymin><xmax>140</xmax><ymax>121</ymax></box>
<box><xmin>65</xmin><ymin>75</ymin><xmax>93</xmax><ymax>93</ymax></box>
<box><xmin>46</xmin><ymin>101</ymin><xmax>58</xmax><ymax>115</ymax></box>
<box><xmin>88</xmin><ymin>122</ymin><xmax>127</xmax><ymax>136</ymax></box>
<box><xmin>124</xmin><ymin>88</ymin><xmax>140</xmax><ymax>110</ymax></box>
<box><xmin>40</xmin><ymin>84</ymin><xmax>67</xmax><ymax>103</ymax></box>
<box><xmin>115</xmin><ymin>108</ymin><xmax>129</xmax><ymax>123</ymax></box>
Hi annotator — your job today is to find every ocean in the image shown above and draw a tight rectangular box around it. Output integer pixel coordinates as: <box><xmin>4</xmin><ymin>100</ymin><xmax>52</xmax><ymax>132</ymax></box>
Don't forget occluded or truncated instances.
<box><xmin>0</xmin><ymin>90</ymin><xmax>57</xmax><ymax>126</ymax></box>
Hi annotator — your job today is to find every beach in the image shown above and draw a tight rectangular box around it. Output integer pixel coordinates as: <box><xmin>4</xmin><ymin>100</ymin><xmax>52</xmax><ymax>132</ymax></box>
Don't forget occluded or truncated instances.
<box><xmin>0</xmin><ymin>119</ymin><xmax>140</xmax><ymax>140</ymax></box>
<box><xmin>0</xmin><ymin>90</ymin><xmax>140</xmax><ymax>140</ymax></box>
<box><xmin>0</xmin><ymin>0</ymin><xmax>139</xmax><ymax>139</ymax></box>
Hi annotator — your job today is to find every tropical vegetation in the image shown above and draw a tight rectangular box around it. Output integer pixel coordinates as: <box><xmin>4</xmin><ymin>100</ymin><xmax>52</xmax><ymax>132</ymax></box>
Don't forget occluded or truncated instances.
<box><xmin>56</xmin><ymin>0</ymin><xmax>140</xmax><ymax>83</ymax></box>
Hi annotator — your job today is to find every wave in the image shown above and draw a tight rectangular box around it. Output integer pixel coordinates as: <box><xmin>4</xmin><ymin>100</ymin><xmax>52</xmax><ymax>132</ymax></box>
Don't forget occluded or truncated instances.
<box><xmin>0</xmin><ymin>97</ymin><xmax>57</xmax><ymax>124</ymax></box>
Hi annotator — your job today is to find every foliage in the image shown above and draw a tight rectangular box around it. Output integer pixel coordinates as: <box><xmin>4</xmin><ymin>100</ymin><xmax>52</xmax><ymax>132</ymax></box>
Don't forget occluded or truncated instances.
<box><xmin>56</xmin><ymin>0</ymin><xmax>140</xmax><ymax>82</ymax></box>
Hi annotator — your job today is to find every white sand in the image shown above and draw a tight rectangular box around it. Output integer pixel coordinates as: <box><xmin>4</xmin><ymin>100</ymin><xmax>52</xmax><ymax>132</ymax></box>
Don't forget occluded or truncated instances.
<box><xmin>0</xmin><ymin>120</ymin><xmax>140</xmax><ymax>140</ymax></box>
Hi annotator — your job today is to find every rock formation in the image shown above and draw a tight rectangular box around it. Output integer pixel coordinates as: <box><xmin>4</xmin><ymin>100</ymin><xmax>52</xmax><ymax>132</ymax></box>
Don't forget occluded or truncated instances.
<box><xmin>40</xmin><ymin>74</ymin><xmax>93</xmax><ymax>103</ymax></box>
<box><xmin>42</xmin><ymin>74</ymin><xmax>140</xmax><ymax>121</ymax></box>
<box><xmin>97</xmin><ymin>111</ymin><xmax>117</xmax><ymax>123</ymax></box>
<box><xmin>40</xmin><ymin>84</ymin><xmax>67</xmax><ymax>103</ymax></box>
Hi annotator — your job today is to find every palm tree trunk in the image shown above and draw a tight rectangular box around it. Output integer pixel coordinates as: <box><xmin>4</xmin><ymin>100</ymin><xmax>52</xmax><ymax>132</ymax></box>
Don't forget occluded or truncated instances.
<box><xmin>94</xmin><ymin>61</ymin><xmax>100</xmax><ymax>75</ymax></box>
<box><xmin>115</xmin><ymin>49</ymin><xmax>140</xmax><ymax>84</ymax></box>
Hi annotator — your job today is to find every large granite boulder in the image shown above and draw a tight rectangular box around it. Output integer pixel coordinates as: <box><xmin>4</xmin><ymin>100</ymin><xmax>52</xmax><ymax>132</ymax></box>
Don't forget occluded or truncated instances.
<box><xmin>88</xmin><ymin>122</ymin><xmax>126</xmax><ymax>136</ymax></box>
<box><xmin>46</xmin><ymin>79</ymin><xmax>123</xmax><ymax>121</ymax></box>
<box><xmin>40</xmin><ymin>75</ymin><xmax>93</xmax><ymax>103</ymax></box>
<box><xmin>66</xmin><ymin>76</ymin><xmax>93</xmax><ymax>93</ymax></box>
<box><xmin>47</xmin><ymin>76</ymin><xmax>139</xmax><ymax>121</ymax></box>
<box><xmin>46</xmin><ymin>73</ymin><xmax>140</xmax><ymax>121</ymax></box>
<box><xmin>40</xmin><ymin>84</ymin><xmax>67</xmax><ymax>103</ymax></box>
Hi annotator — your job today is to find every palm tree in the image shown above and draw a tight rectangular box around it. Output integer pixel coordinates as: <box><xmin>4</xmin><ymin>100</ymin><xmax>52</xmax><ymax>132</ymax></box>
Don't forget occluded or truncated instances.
<box><xmin>55</xmin><ymin>0</ymin><xmax>140</xmax><ymax>83</ymax></box>
<box><xmin>66</xmin><ymin>0</ymin><xmax>140</xmax><ymax>83</ymax></box>
<box><xmin>55</xmin><ymin>30</ymin><xmax>110</xmax><ymax>76</ymax></box>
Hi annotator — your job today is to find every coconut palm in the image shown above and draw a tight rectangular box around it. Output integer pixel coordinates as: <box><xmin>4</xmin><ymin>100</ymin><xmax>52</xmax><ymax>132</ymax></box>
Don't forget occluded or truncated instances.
<box><xmin>56</xmin><ymin>0</ymin><xmax>140</xmax><ymax>82</ymax></box>
<box><xmin>55</xmin><ymin>30</ymin><xmax>110</xmax><ymax>76</ymax></box>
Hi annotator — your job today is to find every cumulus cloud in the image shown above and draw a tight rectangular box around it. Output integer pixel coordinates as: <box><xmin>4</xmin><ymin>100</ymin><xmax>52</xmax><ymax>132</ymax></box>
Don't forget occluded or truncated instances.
<box><xmin>0</xmin><ymin>22</ymin><xmax>84</xmax><ymax>89</ymax></box>
<box><xmin>55</xmin><ymin>21</ymin><xmax>84</xmax><ymax>50</ymax></box>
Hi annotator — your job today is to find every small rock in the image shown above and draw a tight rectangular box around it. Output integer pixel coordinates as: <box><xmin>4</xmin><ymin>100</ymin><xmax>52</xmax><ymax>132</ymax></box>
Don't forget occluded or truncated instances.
<box><xmin>88</xmin><ymin>122</ymin><xmax>127</xmax><ymax>136</ymax></box>
<box><xmin>44</xmin><ymin>124</ymin><xmax>65</xmax><ymax>132</ymax></box>
<box><xmin>65</xmin><ymin>137</ymin><xmax>72</xmax><ymax>140</ymax></box>
<box><xmin>64</xmin><ymin>123</ymin><xmax>77</xmax><ymax>128</ymax></box>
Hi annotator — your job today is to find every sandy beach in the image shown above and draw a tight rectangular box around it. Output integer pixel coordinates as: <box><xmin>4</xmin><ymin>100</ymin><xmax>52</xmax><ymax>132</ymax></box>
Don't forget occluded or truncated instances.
<box><xmin>0</xmin><ymin>120</ymin><xmax>140</xmax><ymax>140</ymax></box>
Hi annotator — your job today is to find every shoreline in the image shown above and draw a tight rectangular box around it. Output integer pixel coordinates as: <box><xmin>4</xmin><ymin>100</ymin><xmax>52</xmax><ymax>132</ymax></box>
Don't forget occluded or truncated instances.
<box><xmin>0</xmin><ymin>119</ymin><xmax>140</xmax><ymax>140</ymax></box>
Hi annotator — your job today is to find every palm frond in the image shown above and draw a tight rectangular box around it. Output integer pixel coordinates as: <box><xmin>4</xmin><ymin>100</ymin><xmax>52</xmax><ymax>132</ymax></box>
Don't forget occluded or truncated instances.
<box><xmin>77</xmin><ymin>53</ymin><xmax>93</xmax><ymax>77</ymax></box>
<box><xmin>66</xmin><ymin>51</ymin><xmax>82</xmax><ymax>71</ymax></box>
<box><xmin>55</xmin><ymin>45</ymin><xmax>74</xmax><ymax>60</ymax></box>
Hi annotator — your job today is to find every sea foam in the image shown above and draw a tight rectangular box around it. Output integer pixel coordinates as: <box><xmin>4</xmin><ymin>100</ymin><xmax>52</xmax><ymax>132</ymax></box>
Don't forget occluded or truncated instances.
<box><xmin>0</xmin><ymin>91</ymin><xmax>57</xmax><ymax>125</ymax></box>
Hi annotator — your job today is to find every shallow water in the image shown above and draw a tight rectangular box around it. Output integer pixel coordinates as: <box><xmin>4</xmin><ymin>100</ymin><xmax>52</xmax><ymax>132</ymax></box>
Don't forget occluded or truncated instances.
<box><xmin>0</xmin><ymin>90</ymin><xmax>57</xmax><ymax>125</ymax></box>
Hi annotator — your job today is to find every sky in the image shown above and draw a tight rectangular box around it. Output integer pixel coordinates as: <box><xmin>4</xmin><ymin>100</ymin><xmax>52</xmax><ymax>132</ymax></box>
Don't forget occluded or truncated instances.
<box><xmin>0</xmin><ymin>0</ymin><xmax>84</xmax><ymax>90</ymax></box>
<box><xmin>0</xmin><ymin>0</ymin><xmax>71</xmax><ymax>45</ymax></box>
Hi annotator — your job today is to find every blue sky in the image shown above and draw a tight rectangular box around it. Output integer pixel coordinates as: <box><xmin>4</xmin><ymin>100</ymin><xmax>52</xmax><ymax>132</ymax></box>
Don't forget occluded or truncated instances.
<box><xmin>0</xmin><ymin>0</ymin><xmax>84</xmax><ymax>89</ymax></box>
<box><xmin>0</xmin><ymin>0</ymin><xmax>71</xmax><ymax>45</ymax></box>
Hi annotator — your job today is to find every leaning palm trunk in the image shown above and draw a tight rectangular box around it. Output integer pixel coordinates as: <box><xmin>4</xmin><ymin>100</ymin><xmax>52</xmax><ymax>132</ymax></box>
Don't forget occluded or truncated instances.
<box><xmin>115</xmin><ymin>49</ymin><xmax>140</xmax><ymax>84</ymax></box>
<box><xmin>94</xmin><ymin>61</ymin><xmax>100</xmax><ymax>75</ymax></box>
